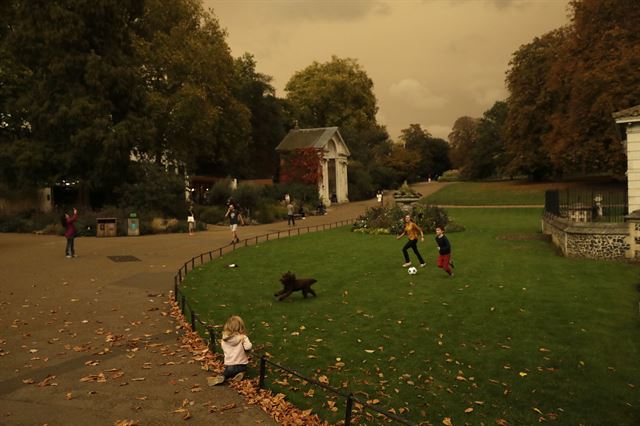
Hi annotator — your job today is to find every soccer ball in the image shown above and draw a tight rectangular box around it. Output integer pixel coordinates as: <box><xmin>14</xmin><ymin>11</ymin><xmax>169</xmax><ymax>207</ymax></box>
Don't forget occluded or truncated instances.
<box><xmin>407</xmin><ymin>266</ymin><xmax>418</xmax><ymax>275</ymax></box>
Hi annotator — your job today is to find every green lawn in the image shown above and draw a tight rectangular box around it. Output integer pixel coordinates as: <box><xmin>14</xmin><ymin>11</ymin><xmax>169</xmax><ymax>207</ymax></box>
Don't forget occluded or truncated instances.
<box><xmin>180</xmin><ymin>209</ymin><xmax>639</xmax><ymax>425</ymax></box>
<box><xmin>423</xmin><ymin>181</ymin><xmax>624</xmax><ymax>206</ymax></box>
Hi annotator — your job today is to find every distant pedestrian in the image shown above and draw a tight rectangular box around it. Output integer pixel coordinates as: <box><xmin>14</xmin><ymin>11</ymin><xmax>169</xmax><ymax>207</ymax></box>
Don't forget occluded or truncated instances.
<box><xmin>376</xmin><ymin>190</ymin><xmax>383</xmax><ymax>204</ymax></box>
<box><xmin>187</xmin><ymin>207</ymin><xmax>196</xmax><ymax>236</ymax></box>
<box><xmin>62</xmin><ymin>208</ymin><xmax>78</xmax><ymax>258</ymax></box>
<box><xmin>435</xmin><ymin>226</ymin><xmax>454</xmax><ymax>276</ymax></box>
<box><xmin>225</xmin><ymin>203</ymin><xmax>244</xmax><ymax>244</ymax></box>
<box><xmin>209</xmin><ymin>315</ymin><xmax>252</xmax><ymax>386</ymax></box>
<box><xmin>396</xmin><ymin>214</ymin><xmax>426</xmax><ymax>268</ymax></box>
<box><xmin>287</xmin><ymin>201</ymin><xmax>295</xmax><ymax>226</ymax></box>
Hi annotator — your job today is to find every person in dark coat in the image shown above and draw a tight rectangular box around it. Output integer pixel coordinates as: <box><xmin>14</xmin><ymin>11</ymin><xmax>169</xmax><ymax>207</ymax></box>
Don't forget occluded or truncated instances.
<box><xmin>63</xmin><ymin>208</ymin><xmax>78</xmax><ymax>258</ymax></box>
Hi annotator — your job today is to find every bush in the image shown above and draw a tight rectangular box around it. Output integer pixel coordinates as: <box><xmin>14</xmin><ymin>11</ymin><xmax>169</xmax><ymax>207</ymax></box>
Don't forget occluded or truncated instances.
<box><xmin>206</xmin><ymin>178</ymin><xmax>233</xmax><ymax>206</ymax></box>
<box><xmin>254</xmin><ymin>202</ymin><xmax>287</xmax><ymax>224</ymax></box>
<box><xmin>197</xmin><ymin>205</ymin><xmax>225</xmax><ymax>224</ymax></box>
<box><xmin>234</xmin><ymin>183</ymin><xmax>262</xmax><ymax>212</ymax></box>
<box><xmin>348</xmin><ymin>162</ymin><xmax>375</xmax><ymax>201</ymax></box>
<box><xmin>438</xmin><ymin>169</ymin><xmax>461</xmax><ymax>182</ymax></box>
<box><xmin>352</xmin><ymin>203</ymin><xmax>463</xmax><ymax>235</ymax></box>
<box><xmin>369</xmin><ymin>164</ymin><xmax>403</xmax><ymax>190</ymax></box>
<box><xmin>263</xmin><ymin>183</ymin><xmax>320</xmax><ymax>207</ymax></box>
<box><xmin>116</xmin><ymin>162</ymin><xmax>187</xmax><ymax>217</ymax></box>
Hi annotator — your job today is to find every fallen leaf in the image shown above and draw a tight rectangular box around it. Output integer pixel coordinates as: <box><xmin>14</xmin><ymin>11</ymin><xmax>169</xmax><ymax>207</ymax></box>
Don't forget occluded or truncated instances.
<box><xmin>464</xmin><ymin>407</ymin><xmax>474</xmax><ymax>413</ymax></box>
<box><xmin>442</xmin><ymin>417</ymin><xmax>453</xmax><ymax>426</ymax></box>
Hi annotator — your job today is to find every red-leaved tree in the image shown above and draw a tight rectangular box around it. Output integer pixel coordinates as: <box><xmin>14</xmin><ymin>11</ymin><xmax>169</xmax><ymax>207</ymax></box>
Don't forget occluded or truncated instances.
<box><xmin>279</xmin><ymin>148</ymin><xmax>323</xmax><ymax>185</ymax></box>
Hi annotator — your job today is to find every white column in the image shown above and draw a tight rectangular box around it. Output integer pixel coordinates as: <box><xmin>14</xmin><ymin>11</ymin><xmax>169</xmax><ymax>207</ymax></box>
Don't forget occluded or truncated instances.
<box><xmin>319</xmin><ymin>159</ymin><xmax>329</xmax><ymax>205</ymax></box>
<box><xmin>626</xmin><ymin>124</ymin><xmax>640</xmax><ymax>213</ymax></box>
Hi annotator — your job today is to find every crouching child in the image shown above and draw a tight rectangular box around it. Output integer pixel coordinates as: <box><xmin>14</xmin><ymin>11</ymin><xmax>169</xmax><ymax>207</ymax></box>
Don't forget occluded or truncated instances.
<box><xmin>209</xmin><ymin>315</ymin><xmax>252</xmax><ymax>385</ymax></box>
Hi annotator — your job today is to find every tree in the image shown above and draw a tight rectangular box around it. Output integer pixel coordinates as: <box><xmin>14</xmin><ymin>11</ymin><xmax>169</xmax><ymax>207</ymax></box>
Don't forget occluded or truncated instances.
<box><xmin>543</xmin><ymin>0</ymin><xmax>638</xmax><ymax>175</ymax></box>
<box><xmin>504</xmin><ymin>29</ymin><xmax>567</xmax><ymax>180</ymax></box>
<box><xmin>279</xmin><ymin>147</ymin><xmax>323</xmax><ymax>185</ymax></box>
<box><xmin>134</xmin><ymin>0</ymin><xmax>251</xmax><ymax>177</ymax></box>
<box><xmin>400</xmin><ymin>124</ymin><xmax>451</xmax><ymax>180</ymax></box>
<box><xmin>0</xmin><ymin>0</ymin><xmax>146</xmax><ymax>202</ymax></box>
<box><xmin>448</xmin><ymin>116</ymin><xmax>479</xmax><ymax>175</ymax></box>
<box><xmin>465</xmin><ymin>101</ymin><xmax>508</xmax><ymax>179</ymax></box>
<box><xmin>232</xmin><ymin>53</ymin><xmax>288</xmax><ymax>179</ymax></box>
<box><xmin>284</xmin><ymin>56</ymin><xmax>387</xmax><ymax>165</ymax></box>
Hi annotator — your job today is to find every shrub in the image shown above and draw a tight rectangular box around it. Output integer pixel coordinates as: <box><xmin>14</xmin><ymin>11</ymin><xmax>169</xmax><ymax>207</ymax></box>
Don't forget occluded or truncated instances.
<box><xmin>255</xmin><ymin>202</ymin><xmax>287</xmax><ymax>224</ymax></box>
<box><xmin>352</xmin><ymin>203</ymin><xmax>463</xmax><ymax>235</ymax></box>
<box><xmin>197</xmin><ymin>205</ymin><xmax>225</xmax><ymax>224</ymax></box>
<box><xmin>263</xmin><ymin>183</ymin><xmax>320</xmax><ymax>207</ymax></box>
<box><xmin>234</xmin><ymin>183</ymin><xmax>262</xmax><ymax>212</ymax></box>
<box><xmin>116</xmin><ymin>162</ymin><xmax>187</xmax><ymax>217</ymax></box>
<box><xmin>438</xmin><ymin>169</ymin><xmax>461</xmax><ymax>182</ymax></box>
<box><xmin>348</xmin><ymin>161</ymin><xmax>375</xmax><ymax>201</ymax></box>
<box><xmin>206</xmin><ymin>178</ymin><xmax>233</xmax><ymax>206</ymax></box>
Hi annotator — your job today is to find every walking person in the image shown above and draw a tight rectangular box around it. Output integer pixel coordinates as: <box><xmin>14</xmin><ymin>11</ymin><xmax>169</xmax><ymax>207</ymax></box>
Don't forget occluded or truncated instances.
<box><xmin>287</xmin><ymin>201</ymin><xmax>295</xmax><ymax>226</ymax></box>
<box><xmin>396</xmin><ymin>214</ymin><xmax>426</xmax><ymax>268</ymax></box>
<box><xmin>62</xmin><ymin>207</ymin><xmax>79</xmax><ymax>258</ymax></box>
<box><xmin>209</xmin><ymin>315</ymin><xmax>252</xmax><ymax>385</ymax></box>
<box><xmin>187</xmin><ymin>206</ymin><xmax>196</xmax><ymax>236</ymax></box>
<box><xmin>435</xmin><ymin>226</ymin><xmax>454</xmax><ymax>276</ymax></box>
<box><xmin>225</xmin><ymin>203</ymin><xmax>244</xmax><ymax>244</ymax></box>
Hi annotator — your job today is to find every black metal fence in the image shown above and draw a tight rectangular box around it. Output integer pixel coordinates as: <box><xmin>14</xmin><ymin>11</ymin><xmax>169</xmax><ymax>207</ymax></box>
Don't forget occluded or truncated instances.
<box><xmin>172</xmin><ymin>219</ymin><xmax>415</xmax><ymax>424</ymax></box>
<box><xmin>544</xmin><ymin>188</ymin><xmax>628</xmax><ymax>223</ymax></box>
<box><xmin>259</xmin><ymin>355</ymin><xmax>415</xmax><ymax>426</ymax></box>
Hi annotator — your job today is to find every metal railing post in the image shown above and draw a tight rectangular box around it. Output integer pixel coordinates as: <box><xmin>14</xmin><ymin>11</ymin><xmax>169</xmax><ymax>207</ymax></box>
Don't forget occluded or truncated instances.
<box><xmin>259</xmin><ymin>355</ymin><xmax>267</xmax><ymax>389</ymax></box>
<box><xmin>190</xmin><ymin>310</ymin><xmax>196</xmax><ymax>331</ymax></box>
<box><xmin>207</xmin><ymin>326</ymin><xmax>216</xmax><ymax>353</ymax></box>
<box><xmin>345</xmin><ymin>393</ymin><xmax>354</xmax><ymax>425</ymax></box>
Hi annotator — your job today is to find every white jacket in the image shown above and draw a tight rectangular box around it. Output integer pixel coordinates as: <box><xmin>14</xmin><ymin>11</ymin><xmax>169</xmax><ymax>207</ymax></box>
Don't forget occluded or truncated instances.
<box><xmin>221</xmin><ymin>334</ymin><xmax>252</xmax><ymax>366</ymax></box>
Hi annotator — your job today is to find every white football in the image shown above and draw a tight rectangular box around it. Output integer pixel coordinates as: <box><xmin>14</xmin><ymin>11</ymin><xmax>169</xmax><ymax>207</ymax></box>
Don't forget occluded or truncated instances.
<box><xmin>407</xmin><ymin>266</ymin><xmax>418</xmax><ymax>275</ymax></box>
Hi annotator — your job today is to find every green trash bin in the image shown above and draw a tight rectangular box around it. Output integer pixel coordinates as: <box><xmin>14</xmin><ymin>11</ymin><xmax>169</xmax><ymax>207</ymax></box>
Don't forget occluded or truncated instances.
<box><xmin>127</xmin><ymin>213</ymin><xmax>140</xmax><ymax>236</ymax></box>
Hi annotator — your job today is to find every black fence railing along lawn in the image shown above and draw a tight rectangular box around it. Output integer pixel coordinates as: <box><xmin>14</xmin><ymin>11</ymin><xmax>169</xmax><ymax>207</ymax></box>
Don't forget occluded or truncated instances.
<box><xmin>172</xmin><ymin>218</ymin><xmax>415</xmax><ymax>425</ymax></box>
<box><xmin>544</xmin><ymin>188</ymin><xmax>628</xmax><ymax>223</ymax></box>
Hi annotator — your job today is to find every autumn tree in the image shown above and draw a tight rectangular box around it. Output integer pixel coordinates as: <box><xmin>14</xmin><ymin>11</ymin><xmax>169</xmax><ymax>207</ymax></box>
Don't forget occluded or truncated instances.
<box><xmin>504</xmin><ymin>0</ymin><xmax>640</xmax><ymax>179</ymax></box>
<box><xmin>542</xmin><ymin>0</ymin><xmax>638</xmax><ymax>175</ymax></box>
<box><xmin>448</xmin><ymin>116</ymin><xmax>479</xmax><ymax>175</ymax></box>
<box><xmin>465</xmin><ymin>101</ymin><xmax>508</xmax><ymax>179</ymax></box>
<box><xmin>400</xmin><ymin>124</ymin><xmax>450</xmax><ymax>180</ymax></box>
<box><xmin>284</xmin><ymin>56</ymin><xmax>388</xmax><ymax>166</ymax></box>
<box><xmin>134</xmin><ymin>0</ymin><xmax>251</xmax><ymax>177</ymax></box>
<box><xmin>504</xmin><ymin>29</ymin><xmax>567</xmax><ymax>180</ymax></box>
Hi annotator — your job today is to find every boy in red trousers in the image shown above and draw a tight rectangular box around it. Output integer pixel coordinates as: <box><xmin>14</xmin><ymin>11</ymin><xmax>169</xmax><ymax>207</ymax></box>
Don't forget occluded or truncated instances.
<box><xmin>435</xmin><ymin>226</ymin><xmax>454</xmax><ymax>276</ymax></box>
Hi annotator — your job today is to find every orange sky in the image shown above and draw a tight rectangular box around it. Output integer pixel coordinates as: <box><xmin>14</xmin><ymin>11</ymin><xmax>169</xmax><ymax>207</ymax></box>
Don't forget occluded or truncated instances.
<box><xmin>205</xmin><ymin>0</ymin><xmax>571</xmax><ymax>141</ymax></box>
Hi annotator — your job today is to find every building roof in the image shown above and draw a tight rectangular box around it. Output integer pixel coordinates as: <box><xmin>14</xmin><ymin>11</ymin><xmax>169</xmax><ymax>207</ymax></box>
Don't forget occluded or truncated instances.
<box><xmin>613</xmin><ymin>104</ymin><xmax>640</xmax><ymax>123</ymax></box>
<box><xmin>276</xmin><ymin>127</ymin><xmax>350</xmax><ymax>155</ymax></box>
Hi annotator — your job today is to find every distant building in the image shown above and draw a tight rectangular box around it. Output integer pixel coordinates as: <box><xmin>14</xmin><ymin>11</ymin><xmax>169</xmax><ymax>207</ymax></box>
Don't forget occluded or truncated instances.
<box><xmin>276</xmin><ymin>127</ymin><xmax>350</xmax><ymax>205</ymax></box>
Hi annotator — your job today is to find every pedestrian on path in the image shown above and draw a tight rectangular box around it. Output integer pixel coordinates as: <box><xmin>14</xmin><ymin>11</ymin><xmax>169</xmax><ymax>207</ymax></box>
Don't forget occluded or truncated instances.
<box><xmin>435</xmin><ymin>226</ymin><xmax>454</xmax><ymax>276</ymax></box>
<box><xmin>287</xmin><ymin>201</ymin><xmax>295</xmax><ymax>226</ymax></box>
<box><xmin>187</xmin><ymin>206</ymin><xmax>196</xmax><ymax>236</ymax></box>
<box><xmin>209</xmin><ymin>315</ymin><xmax>252</xmax><ymax>385</ymax></box>
<box><xmin>396</xmin><ymin>214</ymin><xmax>426</xmax><ymax>268</ymax></box>
<box><xmin>62</xmin><ymin>207</ymin><xmax>78</xmax><ymax>258</ymax></box>
<box><xmin>225</xmin><ymin>203</ymin><xmax>244</xmax><ymax>244</ymax></box>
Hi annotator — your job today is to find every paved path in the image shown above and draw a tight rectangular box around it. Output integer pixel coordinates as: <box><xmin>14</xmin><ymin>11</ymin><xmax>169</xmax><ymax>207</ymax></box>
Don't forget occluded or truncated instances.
<box><xmin>0</xmin><ymin>183</ymin><xmax>446</xmax><ymax>426</ymax></box>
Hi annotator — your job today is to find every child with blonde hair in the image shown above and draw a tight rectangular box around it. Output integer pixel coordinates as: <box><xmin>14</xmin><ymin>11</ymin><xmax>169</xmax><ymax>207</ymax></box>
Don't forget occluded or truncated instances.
<box><xmin>209</xmin><ymin>315</ymin><xmax>252</xmax><ymax>385</ymax></box>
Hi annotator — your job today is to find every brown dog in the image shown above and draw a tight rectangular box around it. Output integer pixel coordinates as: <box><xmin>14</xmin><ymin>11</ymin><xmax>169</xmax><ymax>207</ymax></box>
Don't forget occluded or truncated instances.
<box><xmin>275</xmin><ymin>271</ymin><xmax>317</xmax><ymax>301</ymax></box>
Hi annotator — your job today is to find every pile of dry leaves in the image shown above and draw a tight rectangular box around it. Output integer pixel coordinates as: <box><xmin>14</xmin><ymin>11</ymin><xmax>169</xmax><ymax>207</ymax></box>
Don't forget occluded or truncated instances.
<box><xmin>169</xmin><ymin>293</ymin><xmax>329</xmax><ymax>426</ymax></box>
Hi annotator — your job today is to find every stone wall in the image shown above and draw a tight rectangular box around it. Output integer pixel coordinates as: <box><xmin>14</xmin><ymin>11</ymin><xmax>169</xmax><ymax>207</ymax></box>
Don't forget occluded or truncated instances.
<box><xmin>541</xmin><ymin>213</ymin><xmax>630</xmax><ymax>260</ymax></box>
